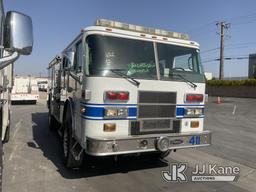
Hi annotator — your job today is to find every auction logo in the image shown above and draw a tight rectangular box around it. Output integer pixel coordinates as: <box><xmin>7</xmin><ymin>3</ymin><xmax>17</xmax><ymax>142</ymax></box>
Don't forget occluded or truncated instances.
<box><xmin>162</xmin><ymin>163</ymin><xmax>240</xmax><ymax>182</ymax></box>
<box><xmin>162</xmin><ymin>163</ymin><xmax>188</xmax><ymax>182</ymax></box>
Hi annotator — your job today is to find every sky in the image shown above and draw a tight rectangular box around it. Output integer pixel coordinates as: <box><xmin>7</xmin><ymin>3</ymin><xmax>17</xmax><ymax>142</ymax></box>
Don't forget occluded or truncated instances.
<box><xmin>5</xmin><ymin>0</ymin><xmax>256</xmax><ymax>78</ymax></box>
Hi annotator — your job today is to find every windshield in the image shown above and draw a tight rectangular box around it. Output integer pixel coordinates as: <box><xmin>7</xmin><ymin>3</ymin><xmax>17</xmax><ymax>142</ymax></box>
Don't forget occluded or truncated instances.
<box><xmin>157</xmin><ymin>42</ymin><xmax>205</xmax><ymax>82</ymax></box>
<box><xmin>86</xmin><ymin>34</ymin><xmax>205</xmax><ymax>83</ymax></box>
<box><xmin>87</xmin><ymin>35</ymin><xmax>157</xmax><ymax>79</ymax></box>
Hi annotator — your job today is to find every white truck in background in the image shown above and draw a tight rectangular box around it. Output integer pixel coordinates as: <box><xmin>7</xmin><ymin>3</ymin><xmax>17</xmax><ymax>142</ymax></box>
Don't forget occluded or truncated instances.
<box><xmin>38</xmin><ymin>80</ymin><xmax>48</xmax><ymax>92</ymax></box>
<box><xmin>11</xmin><ymin>76</ymin><xmax>39</xmax><ymax>104</ymax></box>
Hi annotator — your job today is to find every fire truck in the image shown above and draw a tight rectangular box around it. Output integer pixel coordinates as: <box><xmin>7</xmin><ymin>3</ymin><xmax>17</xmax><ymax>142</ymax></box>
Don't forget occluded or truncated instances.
<box><xmin>48</xmin><ymin>19</ymin><xmax>211</xmax><ymax>168</ymax></box>
<box><xmin>0</xmin><ymin>0</ymin><xmax>33</xmax><ymax>190</ymax></box>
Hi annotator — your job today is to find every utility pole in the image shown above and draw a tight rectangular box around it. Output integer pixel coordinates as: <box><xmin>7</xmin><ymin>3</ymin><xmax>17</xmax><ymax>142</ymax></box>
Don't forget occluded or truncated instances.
<box><xmin>216</xmin><ymin>21</ymin><xmax>230</xmax><ymax>80</ymax></box>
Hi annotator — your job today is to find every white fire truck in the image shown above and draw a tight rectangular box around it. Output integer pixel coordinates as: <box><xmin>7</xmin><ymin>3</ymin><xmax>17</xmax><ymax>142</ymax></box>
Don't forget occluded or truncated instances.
<box><xmin>0</xmin><ymin>0</ymin><xmax>33</xmax><ymax>190</ymax></box>
<box><xmin>48</xmin><ymin>19</ymin><xmax>211</xmax><ymax>168</ymax></box>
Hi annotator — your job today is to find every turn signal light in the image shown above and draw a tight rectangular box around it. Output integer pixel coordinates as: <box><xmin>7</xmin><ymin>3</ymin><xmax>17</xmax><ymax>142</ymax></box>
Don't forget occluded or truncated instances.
<box><xmin>185</xmin><ymin>94</ymin><xmax>204</xmax><ymax>103</ymax></box>
<box><xmin>103</xmin><ymin>123</ymin><xmax>116</xmax><ymax>132</ymax></box>
<box><xmin>191</xmin><ymin>121</ymin><xmax>199</xmax><ymax>128</ymax></box>
<box><xmin>105</xmin><ymin>91</ymin><xmax>129</xmax><ymax>101</ymax></box>
<box><xmin>80</xmin><ymin>106</ymin><xmax>86</xmax><ymax>113</ymax></box>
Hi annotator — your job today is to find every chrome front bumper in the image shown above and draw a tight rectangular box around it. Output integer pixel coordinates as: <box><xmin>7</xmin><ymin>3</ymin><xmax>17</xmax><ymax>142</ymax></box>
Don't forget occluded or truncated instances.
<box><xmin>85</xmin><ymin>131</ymin><xmax>212</xmax><ymax>156</ymax></box>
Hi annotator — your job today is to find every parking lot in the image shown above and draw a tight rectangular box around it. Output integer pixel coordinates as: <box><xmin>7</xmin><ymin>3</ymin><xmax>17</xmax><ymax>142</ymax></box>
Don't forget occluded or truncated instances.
<box><xmin>2</xmin><ymin>95</ymin><xmax>256</xmax><ymax>192</ymax></box>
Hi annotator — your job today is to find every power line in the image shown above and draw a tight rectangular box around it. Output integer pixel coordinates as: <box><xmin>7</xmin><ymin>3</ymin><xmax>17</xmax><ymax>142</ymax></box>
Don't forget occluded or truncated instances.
<box><xmin>202</xmin><ymin>56</ymin><xmax>248</xmax><ymax>63</ymax></box>
<box><xmin>188</xmin><ymin>12</ymin><xmax>256</xmax><ymax>40</ymax></box>
<box><xmin>189</xmin><ymin>13</ymin><xmax>256</xmax><ymax>34</ymax></box>
<box><xmin>201</xmin><ymin>45</ymin><xmax>249</xmax><ymax>54</ymax></box>
<box><xmin>226</xmin><ymin>42</ymin><xmax>256</xmax><ymax>46</ymax></box>
<box><xmin>232</xmin><ymin>20</ymin><xmax>256</xmax><ymax>26</ymax></box>
<box><xmin>190</xmin><ymin>29</ymin><xmax>217</xmax><ymax>38</ymax></box>
<box><xmin>222</xmin><ymin>12</ymin><xmax>256</xmax><ymax>22</ymax></box>
<box><xmin>201</xmin><ymin>47</ymin><xmax>219</xmax><ymax>54</ymax></box>
<box><xmin>187</xmin><ymin>21</ymin><xmax>216</xmax><ymax>33</ymax></box>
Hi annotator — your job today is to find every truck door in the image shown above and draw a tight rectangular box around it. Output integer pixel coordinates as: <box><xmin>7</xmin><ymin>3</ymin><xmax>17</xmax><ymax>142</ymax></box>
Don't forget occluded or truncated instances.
<box><xmin>73</xmin><ymin>40</ymin><xmax>83</xmax><ymax>141</ymax></box>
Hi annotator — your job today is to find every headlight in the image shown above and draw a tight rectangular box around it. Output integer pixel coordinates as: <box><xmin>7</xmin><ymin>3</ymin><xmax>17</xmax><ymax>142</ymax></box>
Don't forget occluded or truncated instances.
<box><xmin>185</xmin><ymin>108</ymin><xmax>203</xmax><ymax>117</ymax></box>
<box><xmin>117</xmin><ymin>108</ymin><xmax>128</xmax><ymax>116</ymax></box>
<box><xmin>105</xmin><ymin>109</ymin><xmax>118</xmax><ymax>117</ymax></box>
<box><xmin>194</xmin><ymin>108</ymin><xmax>203</xmax><ymax>115</ymax></box>
<box><xmin>104</xmin><ymin>107</ymin><xmax>128</xmax><ymax>118</ymax></box>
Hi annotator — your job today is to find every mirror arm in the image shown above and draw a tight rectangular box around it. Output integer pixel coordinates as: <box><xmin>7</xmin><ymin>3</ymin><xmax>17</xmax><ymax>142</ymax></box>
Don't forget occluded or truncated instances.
<box><xmin>69</xmin><ymin>71</ymin><xmax>82</xmax><ymax>84</ymax></box>
<box><xmin>0</xmin><ymin>51</ymin><xmax>19</xmax><ymax>70</ymax></box>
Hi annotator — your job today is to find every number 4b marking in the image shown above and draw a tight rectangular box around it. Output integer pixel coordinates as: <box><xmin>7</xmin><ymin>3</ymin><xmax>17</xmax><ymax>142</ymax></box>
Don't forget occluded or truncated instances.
<box><xmin>189</xmin><ymin>136</ymin><xmax>201</xmax><ymax>145</ymax></box>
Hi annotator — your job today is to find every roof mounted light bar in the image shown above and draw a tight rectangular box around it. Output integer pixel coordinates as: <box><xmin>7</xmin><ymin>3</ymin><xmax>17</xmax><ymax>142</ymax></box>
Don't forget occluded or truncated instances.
<box><xmin>95</xmin><ymin>19</ymin><xmax>190</xmax><ymax>40</ymax></box>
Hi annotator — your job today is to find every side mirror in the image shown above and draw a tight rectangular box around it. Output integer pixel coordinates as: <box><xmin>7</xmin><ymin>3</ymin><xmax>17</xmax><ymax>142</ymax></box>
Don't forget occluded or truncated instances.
<box><xmin>4</xmin><ymin>11</ymin><xmax>33</xmax><ymax>55</ymax></box>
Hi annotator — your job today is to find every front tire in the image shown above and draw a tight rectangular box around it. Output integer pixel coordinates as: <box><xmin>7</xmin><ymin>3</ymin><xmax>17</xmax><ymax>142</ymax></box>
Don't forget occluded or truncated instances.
<box><xmin>48</xmin><ymin>103</ymin><xmax>58</xmax><ymax>131</ymax></box>
<box><xmin>62</xmin><ymin>109</ymin><xmax>84</xmax><ymax>169</ymax></box>
<box><xmin>48</xmin><ymin>112</ymin><xmax>57</xmax><ymax>131</ymax></box>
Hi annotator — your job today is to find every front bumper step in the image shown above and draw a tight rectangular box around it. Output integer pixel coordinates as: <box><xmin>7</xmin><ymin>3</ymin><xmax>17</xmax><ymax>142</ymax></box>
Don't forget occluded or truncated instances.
<box><xmin>85</xmin><ymin>131</ymin><xmax>211</xmax><ymax>156</ymax></box>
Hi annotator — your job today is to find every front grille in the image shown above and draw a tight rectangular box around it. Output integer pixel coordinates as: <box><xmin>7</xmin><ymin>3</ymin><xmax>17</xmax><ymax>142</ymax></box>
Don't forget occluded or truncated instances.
<box><xmin>130</xmin><ymin>91</ymin><xmax>180</xmax><ymax>135</ymax></box>
<box><xmin>130</xmin><ymin>119</ymin><xmax>180</xmax><ymax>135</ymax></box>
<box><xmin>138</xmin><ymin>91</ymin><xmax>177</xmax><ymax>119</ymax></box>
<box><xmin>143</xmin><ymin>119</ymin><xmax>171</xmax><ymax>130</ymax></box>
<box><xmin>138</xmin><ymin>105</ymin><xmax>176</xmax><ymax>118</ymax></box>
<box><xmin>139</xmin><ymin>91</ymin><xmax>176</xmax><ymax>103</ymax></box>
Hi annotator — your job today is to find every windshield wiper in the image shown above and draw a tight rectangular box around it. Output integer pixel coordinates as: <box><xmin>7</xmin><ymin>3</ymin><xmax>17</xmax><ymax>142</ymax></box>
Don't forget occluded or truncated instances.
<box><xmin>170</xmin><ymin>73</ymin><xmax>197</xmax><ymax>88</ymax></box>
<box><xmin>109</xmin><ymin>69</ymin><xmax>140</xmax><ymax>87</ymax></box>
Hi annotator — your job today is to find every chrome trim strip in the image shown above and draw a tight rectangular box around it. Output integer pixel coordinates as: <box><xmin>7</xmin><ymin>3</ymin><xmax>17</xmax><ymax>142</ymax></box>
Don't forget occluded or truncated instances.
<box><xmin>86</xmin><ymin>144</ymin><xmax>210</xmax><ymax>156</ymax></box>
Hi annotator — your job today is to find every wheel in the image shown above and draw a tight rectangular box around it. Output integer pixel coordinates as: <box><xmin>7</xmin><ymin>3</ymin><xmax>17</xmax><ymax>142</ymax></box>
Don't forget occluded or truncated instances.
<box><xmin>48</xmin><ymin>108</ymin><xmax>57</xmax><ymax>131</ymax></box>
<box><xmin>62</xmin><ymin>108</ymin><xmax>84</xmax><ymax>169</ymax></box>
<box><xmin>48</xmin><ymin>112</ymin><xmax>59</xmax><ymax>131</ymax></box>
<box><xmin>48</xmin><ymin>102</ymin><xmax>59</xmax><ymax>131</ymax></box>
<box><xmin>47</xmin><ymin>94</ymin><xmax>50</xmax><ymax>109</ymax></box>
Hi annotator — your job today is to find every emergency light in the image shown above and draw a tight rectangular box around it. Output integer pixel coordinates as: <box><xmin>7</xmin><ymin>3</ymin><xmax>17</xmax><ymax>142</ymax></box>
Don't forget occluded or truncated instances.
<box><xmin>105</xmin><ymin>91</ymin><xmax>129</xmax><ymax>101</ymax></box>
<box><xmin>185</xmin><ymin>94</ymin><xmax>204</xmax><ymax>103</ymax></box>
<box><xmin>95</xmin><ymin>19</ymin><xmax>190</xmax><ymax>40</ymax></box>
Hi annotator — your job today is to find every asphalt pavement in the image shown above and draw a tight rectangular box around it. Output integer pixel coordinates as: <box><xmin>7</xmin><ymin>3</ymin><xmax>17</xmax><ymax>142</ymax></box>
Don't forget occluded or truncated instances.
<box><xmin>2</xmin><ymin>95</ymin><xmax>256</xmax><ymax>192</ymax></box>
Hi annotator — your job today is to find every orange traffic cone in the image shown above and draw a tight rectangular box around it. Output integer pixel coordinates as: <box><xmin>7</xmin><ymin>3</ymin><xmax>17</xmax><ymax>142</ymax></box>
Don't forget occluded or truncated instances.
<box><xmin>217</xmin><ymin>96</ymin><xmax>221</xmax><ymax>104</ymax></box>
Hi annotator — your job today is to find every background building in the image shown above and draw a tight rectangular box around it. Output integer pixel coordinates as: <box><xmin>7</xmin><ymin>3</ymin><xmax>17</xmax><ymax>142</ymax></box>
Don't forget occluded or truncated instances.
<box><xmin>248</xmin><ymin>54</ymin><xmax>256</xmax><ymax>78</ymax></box>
